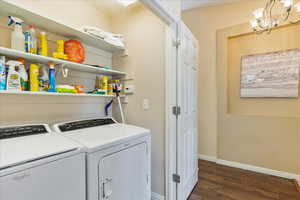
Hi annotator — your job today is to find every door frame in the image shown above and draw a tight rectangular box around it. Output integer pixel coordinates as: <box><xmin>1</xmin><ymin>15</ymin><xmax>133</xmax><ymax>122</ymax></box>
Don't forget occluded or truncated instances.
<box><xmin>165</xmin><ymin>23</ymin><xmax>179</xmax><ymax>200</ymax></box>
<box><xmin>139</xmin><ymin>1</ymin><xmax>180</xmax><ymax>200</ymax></box>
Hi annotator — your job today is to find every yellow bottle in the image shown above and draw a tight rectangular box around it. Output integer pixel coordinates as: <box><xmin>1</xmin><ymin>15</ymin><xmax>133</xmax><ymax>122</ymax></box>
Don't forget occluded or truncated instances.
<box><xmin>38</xmin><ymin>32</ymin><xmax>48</xmax><ymax>56</ymax></box>
<box><xmin>99</xmin><ymin>76</ymin><xmax>109</xmax><ymax>95</ymax></box>
<box><xmin>52</xmin><ymin>40</ymin><xmax>68</xmax><ymax>60</ymax></box>
<box><xmin>30</xmin><ymin>64</ymin><xmax>39</xmax><ymax>92</ymax></box>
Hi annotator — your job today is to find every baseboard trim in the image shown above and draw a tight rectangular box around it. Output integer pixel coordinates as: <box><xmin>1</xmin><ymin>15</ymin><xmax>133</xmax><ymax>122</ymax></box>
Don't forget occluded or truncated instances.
<box><xmin>198</xmin><ymin>154</ymin><xmax>217</xmax><ymax>162</ymax></box>
<box><xmin>293</xmin><ymin>179</ymin><xmax>300</xmax><ymax>193</ymax></box>
<box><xmin>151</xmin><ymin>192</ymin><xmax>165</xmax><ymax>200</ymax></box>
<box><xmin>198</xmin><ymin>154</ymin><xmax>300</xmax><ymax>180</ymax></box>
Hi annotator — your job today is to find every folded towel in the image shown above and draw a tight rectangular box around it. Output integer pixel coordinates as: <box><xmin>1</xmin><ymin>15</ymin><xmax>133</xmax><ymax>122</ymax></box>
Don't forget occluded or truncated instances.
<box><xmin>82</xmin><ymin>26</ymin><xmax>125</xmax><ymax>47</ymax></box>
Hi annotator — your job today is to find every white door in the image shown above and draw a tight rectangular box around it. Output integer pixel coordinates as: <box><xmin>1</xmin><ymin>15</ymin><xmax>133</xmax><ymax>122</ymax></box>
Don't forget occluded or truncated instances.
<box><xmin>177</xmin><ymin>22</ymin><xmax>198</xmax><ymax>200</ymax></box>
<box><xmin>98</xmin><ymin>143</ymin><xmax>150</xmax><ymax>200</ymax></box>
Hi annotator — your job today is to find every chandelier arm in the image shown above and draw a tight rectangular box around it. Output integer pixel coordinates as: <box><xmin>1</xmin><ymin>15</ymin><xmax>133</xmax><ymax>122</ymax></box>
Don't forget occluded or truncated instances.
<box><xmin>289</xmin><ymin>19</ymin><xmax>300</xmax><ymax>24</ymax></box>
<box><xmin>283</xmin><ymin>10</ymin><xmax>291</xmax><ymax>21</ymax></box>
<box><xmin>251</xmin><ymin>0</ymin><xmax>295</xmax><ymax>34</ymax></box>
<box><xmin>267</xmin><ymin>0</ymin><xmax>276</xmax><ymax>29</ymax></box>
<box><xmin>254</xmin><ymin>29</ymin><xmax>268</xmax><ymax>35</ymax></box>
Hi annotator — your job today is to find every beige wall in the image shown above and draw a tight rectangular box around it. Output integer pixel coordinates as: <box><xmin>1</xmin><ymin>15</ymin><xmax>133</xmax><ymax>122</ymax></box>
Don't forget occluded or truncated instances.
<box><xmin>111</xmin><ymin>4</ymin><xmax>166</xmax><ymax>195</ymax></box>
<box><xmin>5</xmin><ymin>0</ymin><xmax>112</xmax><ymax>31</ymax></box>
<box><xmin>183</xmin><ymin>0</ymin><xmax>300</xmax><ymax>175</ymax></box>
<box><xmin>182</xmin><ymin>0</ymin><xmax>266</xmax><ymax>157</ymax></box>
<box><xmin>217</xmin><ymin>22</ymin><xmax>300</xmax><ymax>175</ymax></box>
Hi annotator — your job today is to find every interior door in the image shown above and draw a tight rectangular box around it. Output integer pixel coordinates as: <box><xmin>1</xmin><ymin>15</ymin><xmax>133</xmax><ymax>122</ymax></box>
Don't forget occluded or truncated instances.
<box><xmin>98</xmin><ymin>143</ymin><xmax>150</xmax><ymax>200</ymax></box>
<box><xmin>177</xmin><ymin>22</ymin><xmax>198</xmax><ymax>200</ymax></box>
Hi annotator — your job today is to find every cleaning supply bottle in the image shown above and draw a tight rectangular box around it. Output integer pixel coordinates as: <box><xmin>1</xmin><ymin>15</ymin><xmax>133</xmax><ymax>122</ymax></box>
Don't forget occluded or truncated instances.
<box><xmin>29</xmin><ymin>25</ymin><xmax>37</xmax><ymax>54</ymax></box>
<box><xmin>99</xmin><ymin>75</ymin><xmax>109</xmax><ymax>95</ymax></box>
<box><xmin>39</xmin><ymin>65</ymin><xmax>49</xmax><ymax>91</ymax></box>
<box><xmin>6</xmin><ymin>61</ymin><xmax>22</xmax><ymax>91</ymax></box>
<box><xmin>8</xmin><ymin>16</ymin><xmax>25</xmax><ymax>52</ymax></box>
<box><xmin>38</xmin><ymin>32</ymin><xmax>48</xmax><ymax>56</ymax></box>
<box><xmin>48</xmin><ymin>63</ymin><xmax>56</xmax><ymax>92</ymax></box>
<box><xmin>17</xmin><ymin>58</ymin><xmax>28</xmax><ymax>91</ymax></box>
<box><xmin>24</xmin><ymin>32</ymin><xmax>31</xmax><ymax>53</ymax></box>
<box><xmin>52</xmin><ymin>40</ymin><xmax>68</xmax><ymax>60</ymax></box>
<box><xmin>0</xmin><ymin>56</ymin><xmax>6</xmax><ymax>90</ymax></box>
<box><xmin>29</xmin><ymin>64</ymin><xmax>39</xmax><ymax>92</ymax></box>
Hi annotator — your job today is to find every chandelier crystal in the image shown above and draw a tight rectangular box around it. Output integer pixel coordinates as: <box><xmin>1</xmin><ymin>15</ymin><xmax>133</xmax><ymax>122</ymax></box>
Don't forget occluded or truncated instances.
<box><xmin>250</xmin><ymin>0</ymin><xmax>300</xmax><ymax>34</ymax></box>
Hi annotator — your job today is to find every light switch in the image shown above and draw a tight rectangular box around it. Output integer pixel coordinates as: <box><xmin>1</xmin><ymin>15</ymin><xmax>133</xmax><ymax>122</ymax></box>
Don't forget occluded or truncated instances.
<box><xmin>143</xmin><ymin>99</ymin><xmax>150</xmax><ymax>110</ymax></box>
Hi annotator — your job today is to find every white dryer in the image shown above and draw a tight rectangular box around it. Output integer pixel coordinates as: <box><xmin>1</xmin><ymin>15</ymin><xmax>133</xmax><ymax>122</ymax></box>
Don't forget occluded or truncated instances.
<box><xmin>0</xmin><ymin>124</ymin><xmax>86</xmax><ymax>200</ymax></box>
<box><xmin>52</xmin><ymin>118</ymin><xmax>151</xmax><ymax>200</ymax></box>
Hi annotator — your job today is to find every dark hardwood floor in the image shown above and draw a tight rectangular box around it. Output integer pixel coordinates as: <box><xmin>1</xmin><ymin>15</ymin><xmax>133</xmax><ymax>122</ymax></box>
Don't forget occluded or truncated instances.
<box><xmin>188</xmin><ymin>160</ymin><xmax>300</xmax><ymax>200</ymax></box>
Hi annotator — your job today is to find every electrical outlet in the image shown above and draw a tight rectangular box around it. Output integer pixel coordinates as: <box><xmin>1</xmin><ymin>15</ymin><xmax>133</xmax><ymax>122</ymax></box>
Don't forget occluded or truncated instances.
<box><xmin>125</xmin><ymin>85</ymin><xmax>135</xmax><ymax>94</ymax></box>
<box><xmin>143</xmin><ymin>99</ymin><xmax>150</xmax><ymax>110</ymax></box>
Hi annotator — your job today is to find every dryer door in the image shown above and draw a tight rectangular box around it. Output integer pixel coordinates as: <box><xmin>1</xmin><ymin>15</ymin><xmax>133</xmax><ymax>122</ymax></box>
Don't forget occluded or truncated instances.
<box><xmin>99</xmin><ymin>142</ymin><xmax>150</xmax><ymax>200</ymax></box>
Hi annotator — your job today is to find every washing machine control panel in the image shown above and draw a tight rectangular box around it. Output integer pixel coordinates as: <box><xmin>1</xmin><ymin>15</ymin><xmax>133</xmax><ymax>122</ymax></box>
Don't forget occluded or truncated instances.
<box><xmin>0</xmin><ymin>125</ymin><xmax>48</xmax><ymax>140</ymax></box>
<box><xmin>59</xmin><ymin>118</ymin><xmax>116</xmax><ymax>132</ymax></box>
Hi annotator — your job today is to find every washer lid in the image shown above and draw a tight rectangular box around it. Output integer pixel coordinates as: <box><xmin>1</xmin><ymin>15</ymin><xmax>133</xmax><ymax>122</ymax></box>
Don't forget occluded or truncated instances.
<box><xmin>55</xmin><ymin>122</ymin><xmax>150</xmax><ymax>152</ymax></box>
<box><xmin>0</xmin><ymin>124</ymin><xmax>82</xmax><ymax>170</ymax></box>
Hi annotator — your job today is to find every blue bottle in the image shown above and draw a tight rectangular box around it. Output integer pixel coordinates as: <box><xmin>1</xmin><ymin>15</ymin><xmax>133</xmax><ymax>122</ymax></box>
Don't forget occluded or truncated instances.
<box><xmin>0</xmin><ymin>56</ymin><xmax>6</xmax><ymax>90</ymax></box>
<box><xmin>48</xmin><ymin>63</ymin><xmax>56</xmax><ymax>92</ymax></box>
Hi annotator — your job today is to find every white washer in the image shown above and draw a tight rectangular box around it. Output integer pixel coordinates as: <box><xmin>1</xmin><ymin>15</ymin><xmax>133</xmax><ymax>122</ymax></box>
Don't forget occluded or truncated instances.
<box><xmin>52</xmin><ymin>118</ymin><xmax>151</xmax><ymax>200</ymax></box>
<box><xmin>0</xmin><ymin>124</ymin><xmax>86</xmax><ymax>200</ymax></box>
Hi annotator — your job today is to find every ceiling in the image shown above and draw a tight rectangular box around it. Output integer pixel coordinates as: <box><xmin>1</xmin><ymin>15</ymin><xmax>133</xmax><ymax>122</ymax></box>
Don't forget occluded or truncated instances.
<box><xmin>182</xmin><ymin>0</ymin><xmax>248</xmax><ymax>10</ymax></box>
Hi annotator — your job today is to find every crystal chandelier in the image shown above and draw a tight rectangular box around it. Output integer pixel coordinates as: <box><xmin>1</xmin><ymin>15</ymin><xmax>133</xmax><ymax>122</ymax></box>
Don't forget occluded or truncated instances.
<box><xmin>250</xmin><ymin>0</ymin><xmax>300</xmax><ymax>33</ymax></box>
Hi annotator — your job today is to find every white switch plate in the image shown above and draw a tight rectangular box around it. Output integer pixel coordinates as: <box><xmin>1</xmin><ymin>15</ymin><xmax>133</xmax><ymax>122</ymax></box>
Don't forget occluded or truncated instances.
<box><xmin>143</xmin><ymin>99</ymin><xmax>150</xmax><ymax>110</ymax></box>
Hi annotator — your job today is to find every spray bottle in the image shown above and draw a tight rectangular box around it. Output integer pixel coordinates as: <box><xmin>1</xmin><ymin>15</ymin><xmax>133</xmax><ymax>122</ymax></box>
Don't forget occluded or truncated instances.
<box><xmin>6</xmin><ymin>61</ymin><xmax>22</xmax><ymax>91</ymax></box>
<box><xmin>8</xmin><ymin>16</ymin><xmax>25</xmax><ymax>52</ymax></box>
<box><xmin>48</xmin><ymin>62</ymin><xmax>56</xmax><ymax>92</ymax></box>
<box><xmin>0</xmin><ymin>56</ymin><xmax>6</xmax><ymax>90</ymax></box>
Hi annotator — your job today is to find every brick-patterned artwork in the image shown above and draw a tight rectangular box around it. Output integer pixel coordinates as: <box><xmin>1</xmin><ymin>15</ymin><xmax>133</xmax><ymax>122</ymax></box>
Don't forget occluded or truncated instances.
<box><xmin>241</xmin><ymin>49</ymin><xmax>300</xmax><ymax>98</ymax></box>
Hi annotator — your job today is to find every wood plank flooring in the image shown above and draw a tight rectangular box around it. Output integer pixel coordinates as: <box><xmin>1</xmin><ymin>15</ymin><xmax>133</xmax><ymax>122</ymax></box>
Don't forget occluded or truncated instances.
<box><xmin>188</xmin><ymin>160</ymin><xmax>300</xmax><ymax>200</ymax></box>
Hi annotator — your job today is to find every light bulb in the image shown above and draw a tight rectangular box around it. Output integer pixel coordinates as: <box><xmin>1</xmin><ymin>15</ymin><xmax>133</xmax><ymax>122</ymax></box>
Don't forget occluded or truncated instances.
<box><xmin>250</xmin><ymin>19</ymin><xmax>258</xmax><ymax>28</ymax></box>
<box><xmin>295</xmin><ymin>2</ymin><xmax>300</xmax><ymax>13</ymax></box>
<box><xmin>261</xmin><ymin>19</ymin><xmax>270</xmax><ymax>28</ymax></box>
<box><xmin>252</xmin><ymin>8</ymin><xmax>264</xmax><ymax>19</ymax></box>
<box><xmin>117</xmin><ymin>0</ymin><xmax>137</xmax><ymax>7</ymax></box>
<box><xmin>281</xmin><ymin>0</ymin><xmax>293</xmax><ymax>7</ymax></box>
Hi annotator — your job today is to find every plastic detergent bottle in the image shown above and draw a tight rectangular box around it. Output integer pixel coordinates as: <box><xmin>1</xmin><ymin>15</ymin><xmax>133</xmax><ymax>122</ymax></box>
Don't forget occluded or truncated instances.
<box><xmin>38</xmin><ymin>32</ymin><xmax>48</xmax><ymax>56</ymax></box>
<box><xmin>100</xmin><ymin>76</ymin><xmax>109</xmax><ymax>95</ymax></box>
<box><xmin>6</xmin><ymin>61</ymin><xmax>22</xmax><ymax>91</ymax></box>
<box><xmin>24</xmin><ymin>32</ymin><xmax>31</xmax><ymax>53</ymax></box>
<box><xmin>17</xmin><ymin>58</ymin><xmax>28</xmax><ymax>91</ymax></box>
<box><xmin>29</xmin><ymin>25</ymin><xmax>37</xmax><ymax>54</ymax></box>
<box><xmin>39</xmin><ymin>65</ymin><xmax>49</xmax><ymax>91</ymax></box>
<box><xmin>29</xmin><ymin>64</ymin><xmax>39</xmax><ymax>92</ymax></box>
<box><xmin>48</xmin><ymin>63</ymin><xmax>56</xmax><ymax>92</ymax></box>
<box><xmin>0</xmin><ymin>56</ymin><xmax>6</xmax><ymax>90</ymax></box>
<box><xmin>8</xmin><ymin>16</ymin><xmax>25</xmax><ymax>52</ymax></box>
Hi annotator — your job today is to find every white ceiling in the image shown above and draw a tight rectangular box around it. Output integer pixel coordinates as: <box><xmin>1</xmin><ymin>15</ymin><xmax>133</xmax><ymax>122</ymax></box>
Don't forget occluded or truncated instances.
<box><xmin>182</xmin><ymin>0</ymin><xmax>248</xmax><ymax>10</ymax></box>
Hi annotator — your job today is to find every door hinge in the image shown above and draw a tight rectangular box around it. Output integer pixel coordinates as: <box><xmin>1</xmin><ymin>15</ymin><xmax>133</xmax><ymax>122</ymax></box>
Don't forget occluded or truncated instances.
<box><xmin>173</xmin><ymin>174</ymin><xmax>181</xmax><ymax>183</ymax></box>
<box><xmin>172</xmin><ymin>106</ymin><xmax>181</xmax><ymax>117</ymax></box>
<box><xmin>173</xmin><ymin>39</ymin><xmax>181</xmax><ymax>48</ymax></box>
